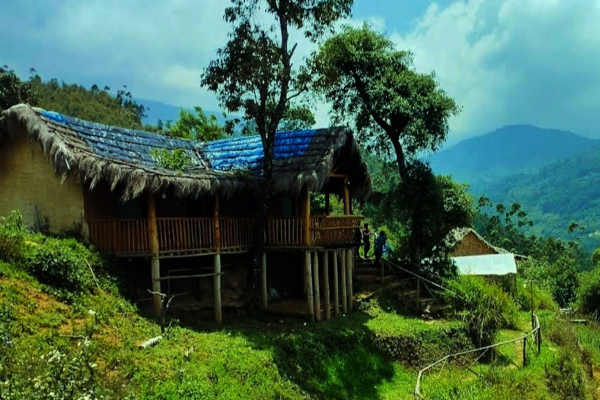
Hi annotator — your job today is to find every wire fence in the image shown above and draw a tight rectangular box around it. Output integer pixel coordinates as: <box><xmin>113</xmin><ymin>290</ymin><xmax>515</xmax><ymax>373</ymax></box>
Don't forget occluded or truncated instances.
<box><xmin>414</xmin><ymin>314</ymin><xmax>541</xmax><ymax>399</ymax></box>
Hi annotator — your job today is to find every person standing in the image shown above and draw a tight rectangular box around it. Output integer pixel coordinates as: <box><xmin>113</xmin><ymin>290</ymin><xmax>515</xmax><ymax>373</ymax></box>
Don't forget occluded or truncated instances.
<box><xmin>374</xmin><ymin>231</ymin><xmax>387</xmax><ymax>268</ymax></box>
<box><xmin>362</xmin><ymin>223</ymin><xmax>373</xmax><ymax>259</ymax></box>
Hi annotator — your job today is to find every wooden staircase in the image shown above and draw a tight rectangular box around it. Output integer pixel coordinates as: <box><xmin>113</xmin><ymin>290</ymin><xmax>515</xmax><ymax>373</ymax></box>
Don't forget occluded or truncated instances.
<box><xmin>354</xmin><ymin>257</ymin><xmax>448</xmax><ymax>315</ymax></box>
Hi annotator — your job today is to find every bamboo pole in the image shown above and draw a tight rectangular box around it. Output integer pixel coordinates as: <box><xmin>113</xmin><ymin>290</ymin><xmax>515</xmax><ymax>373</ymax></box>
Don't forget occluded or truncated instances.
<box><xmin>323</xmin><ymin>251</ymin><xmax>330</xmax><ymax>320</ymax></box>
<box><xmin>313</xmin><ymin>252</ymin><xmax>321</xmax><ymax>321</ymax></box>
<box><xmin>305</xmin><ymin>251</ymin><xmax>314</xmax><ymax>319</ymax></box>
<box><xmin>343</xmin><ymin>176</ymin><xmax>350</xmax><ymax>215</ymax></box>
<box><xmin>262</xmin><ymin>252</ymin><xmax>268</xmax><ymax>309</ymax></box>
<box><xmin>214</xmin><ymin>195</ymin><xmax>222</xmax><ymax>324</ymax></box>
<box><xmin>333</xmin><ymin>250</ymin><xmax>340</xmax><ymax>316</ymax></box>
<box><xmin>341</xmin><ymin>250</ymin><xmax>347</xmax><ymax>313</ymax></box>
<box><xmin>303</xmin><ymin>187</ymin><xmax>311</xmax><ymax>245</ymax></box>
<box><xmin>147</xmin><ymin>194</ymin><xmax>161</xmax><ymax>316</ymax></box>
<box><xmin>347</xmin><ymin>249</ymin><xmax>353</xmax><ymax>312</ymax></box>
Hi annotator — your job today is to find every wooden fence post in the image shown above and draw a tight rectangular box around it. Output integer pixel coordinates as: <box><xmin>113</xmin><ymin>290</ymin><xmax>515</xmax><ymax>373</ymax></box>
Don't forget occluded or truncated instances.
<box><xmin>523</xmin><ymin>337</ymin><xmax>527</xmax><ymax>366</ymax></box>
<box><xmin>313</xmin><ymin>252</ymin><xmax>321</xmax><ymax>321</ymax></box>
<box><xmin>324</xmin><ymin>251</ymin><xmax>331</xmax><ymax>320</ymax></box>
<box><xmin>147</xmin><ymin>193</ymin><xmax>161</xmax><ymax>316</ymax></box>
<box><xmin>537</xmin><ymin>328</ymin><xmax>542</xmax><ymax>354</ymax></box>
<box><xmin>333</xmin><ymin>250</ymin><xmax>340</xmax><ymax>316</ymax></box>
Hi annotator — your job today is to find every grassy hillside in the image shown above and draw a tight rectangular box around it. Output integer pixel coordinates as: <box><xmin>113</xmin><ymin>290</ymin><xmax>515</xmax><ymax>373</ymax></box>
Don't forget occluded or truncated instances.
<box><xmin>428</xmin><ymin>124</ymin><xmax>600</xmax><ymax>183</ymax></box>
<box><xmin>2</xmin><ymin>216</ymin><xmax>600</xmax><ymax>399</ymax></box>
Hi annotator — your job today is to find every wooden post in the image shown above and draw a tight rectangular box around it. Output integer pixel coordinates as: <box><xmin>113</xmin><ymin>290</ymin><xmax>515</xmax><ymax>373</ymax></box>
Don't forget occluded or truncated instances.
<box><xmin>305</xmin><ymin>251</ymin><xmax>314</xmax><ymax>319</ymax></box>
<box><xmin>341</xmin><ymin>250</ymin><xmax>347</xmax><ymax>313</ymax></box>
<box><xmin>343</xmin><ymin>176</ymin><xmax>350</xmax><ymax>215</ymax></box>
<box><xmin>214</xmin><ymin>195</ymin><xmax>222</xmax><ymax>324</ymax></box>
<box><xmin>325</xmin><ymin>193</ymin><xmax>330</xmax><ymax>215</ymax></box>
<box><xmin>323</xmin><ymin>251</ymin><xmax>331</xmax><ymax>320</ymax></box>
<box><xmin>147</xmin><ymin>193</ymin><xmax>161</xmax><ymax>316</ymax></box>
<box><xmin>416</xmin><ymin>278</ymin><xmax>421</xmax><ymax>312</ymax></box>
<box><xmin>261</xmin><ymin>252</ymin><xmax>268</xmax><ymax>309</ymax></box>
<box><xmin>347</xmin><ymin>249</ymin><xmax>353</xmax><ymax>312</ymax></box>
<box><xmin>523</xmin><ymin>337</ymin><xmax>527</xmax><ymax>366</ymax></box>
<box><xmin>303</xmin><ymin>187</ymin><xmax>311</xmax><ymax>246</ymax></box>
<box><xmin>313</xmin><ymin>252</ymin><xmax>321</xmax><ymax>321</ymax></box>
<box><xmin>537</xmin><ymin>328</ymin><xmax>542</xmax><ymax>354</ymax></box>
<box><xmin>333</xmin><ymin>250</ymin><xmax>340</xmax><ymax>316</ymax></box>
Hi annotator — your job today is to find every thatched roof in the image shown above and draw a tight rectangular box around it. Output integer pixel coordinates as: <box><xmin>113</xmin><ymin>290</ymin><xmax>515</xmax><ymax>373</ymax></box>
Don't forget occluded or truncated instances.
<box><xmin>0</xmin><ymin>104</ymin><xmax>371</xmax><ymax>200</ymax></box>
<box><xmin>449</xmin><ymin>227</ymin><xmax>528</xmax><ymax>260</ymax></box>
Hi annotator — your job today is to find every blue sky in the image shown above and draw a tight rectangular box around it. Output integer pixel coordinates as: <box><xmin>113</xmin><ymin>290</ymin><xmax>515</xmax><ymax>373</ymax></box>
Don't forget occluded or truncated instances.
<box><xmin>2</xmin><ymin>0</ymin><xmax>599</xmax><ymax>142</ymax></box>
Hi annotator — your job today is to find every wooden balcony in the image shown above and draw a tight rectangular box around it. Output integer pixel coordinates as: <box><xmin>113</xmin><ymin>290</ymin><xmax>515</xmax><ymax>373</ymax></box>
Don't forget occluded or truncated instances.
<box><xmin>88</xmin><ymin>215</ymin><xmax>362</xmax><ymax>256</ymax></box>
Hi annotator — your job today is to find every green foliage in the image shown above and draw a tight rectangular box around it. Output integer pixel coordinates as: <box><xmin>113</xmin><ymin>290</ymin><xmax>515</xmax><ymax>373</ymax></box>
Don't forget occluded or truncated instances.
<box><xmin>23</xmin><ymin>237</ymin><xmax>104</xmax><ymax>298</ymax></box>
<box><xmin>362</xmin><ymin>157</ymin><xmax>474</xmax><ymax>278</ymax></box>
<box><xmin>0</xmin><ymin>65</ymin><xmax>38</xmax><ymax>111</ymax></box>
<box><xmin>577</xmin><ymin>266</ymin><xmax>600</xmax><ymax>317</ymax></box>
<box><xmin>150</xmin><ymin>148</ymin><xmax>192</xmax><ymax>172</ymax></box>
<box><xmin>444</xmin><ymin>276</ymin><xmax>519</xmax><ymax>348</ymax></box>
<box><xmin>162</xmin><ymin>106</ymin><xmax>226</xmax><ymax>141</ymax></box>
<box><xmin>0</xmin><ymin>210</ymin><xmax>27</xmax><ymax>263</ymax></box>
<box><xmin>545</xmin><ymin>349</ymin><xmax>592</xmax><ymax>400</ymax></box>
<box><xmin>518</xmin><ymin>255</ymin><xmax>579</xmax><ymax>308</ymax></box>
<box><xmin>516</xmin><ymin>278</ymin><xmax>559</xmax><ymax>312</ymax></box>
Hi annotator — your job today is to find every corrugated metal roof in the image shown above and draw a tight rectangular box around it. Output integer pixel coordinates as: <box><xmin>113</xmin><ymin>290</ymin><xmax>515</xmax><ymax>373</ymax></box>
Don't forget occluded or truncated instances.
<box><xmin>452</xmin><ymin>253</ymin><xmax>517</xmax><ymax>276</ymax></box>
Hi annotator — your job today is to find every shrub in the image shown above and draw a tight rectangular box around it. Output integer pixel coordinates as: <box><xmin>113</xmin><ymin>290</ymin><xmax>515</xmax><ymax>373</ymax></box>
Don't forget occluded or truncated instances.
<box><xmin>0</xmin><ymin>210</ymin><xmax>27</xmax><ymax>263</ymax></box>
<box><xmin>443</xmin><ymin>276</ymin><xmax>519</xmax><ymax>348</ymax></box>
<box><xmin>516</xmin><ymin>278</ymin><xmax>559</xmax><ymax>312</ymax></box>
<box><xmin>23</xmin><ymin>237</ymin><xmax>104</xmax><ymax>296</ymax></box>
<box><xmin>578</xmin><ymin>267</ymin><xmax>600</xmax><ymax>317</ymax></box>
<box><xmin>545</xmin><ymin>349</ymin><xmax>593</xmax><ymax>400</ymax></box>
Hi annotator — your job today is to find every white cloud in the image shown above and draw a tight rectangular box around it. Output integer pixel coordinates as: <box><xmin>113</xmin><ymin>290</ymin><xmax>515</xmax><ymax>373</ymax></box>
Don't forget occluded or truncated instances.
<box><xmin>386</xmin><ymin>0</ymin><xmax>600</xmax><ymax>140</ymax></box>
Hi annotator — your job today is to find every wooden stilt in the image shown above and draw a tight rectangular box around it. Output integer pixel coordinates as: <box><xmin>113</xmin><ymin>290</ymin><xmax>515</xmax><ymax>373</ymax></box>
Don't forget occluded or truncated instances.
<box><xmin>305</xmin><ymin>251</ymin><xmax>314</xmax><ymax>319</ymax></box>
<box><xmin>347</xmin><ymin>249</ymin><xmax>353</xmax><ymax>312</ymax></box>
<box><xmin>343</xmin><ymin>176</ymin><xmax>350</xmax><ymax>215</ymax></box>
<box><xmin>341</xmin><ymin>250</ymin><xmax>347</xmax><ymax>313</ymax></box>
<box><xmin>333</xmin><ymin>250</ymin><xmax>340</xmax><ymax>317</ymax></box>
<box><xmin>302</xmin><ymin>187</ymin><xmax>311</xmax><ymax>296</ymax></box>
<box><xmin>214</xmin><ymin>195</ymin><xmax>222</xmax><ymax>324</ymax></box>
<box><xmin>147</xmin><ymin>194</ymin><xmax>161</xmax><ymax>315</ymax></box>
<box><xmin>261</xmin><ymin>252</ymin><xmax>268</xmax><ymax>309</ymax></box>
<box><xmin>214</xmin><ymin>254</ymin><xmax>222</xmax><ymax>323</ymax></box>
<box><xmin>313</xmin><ymin>252</ymin><xmax>321</xmax><ymax>321</ymax></box>
<box><xmin>323</xmin><ymin>251</ymin><xmax>330</xmax><ymax>320</ymax></box>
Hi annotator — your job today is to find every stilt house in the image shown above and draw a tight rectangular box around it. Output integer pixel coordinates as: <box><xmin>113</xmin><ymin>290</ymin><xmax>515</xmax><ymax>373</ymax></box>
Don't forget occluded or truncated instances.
<box><xmin>0</xmin><ymin>104</ymin><xmax>372</xmax><ymax>322</ymax></box>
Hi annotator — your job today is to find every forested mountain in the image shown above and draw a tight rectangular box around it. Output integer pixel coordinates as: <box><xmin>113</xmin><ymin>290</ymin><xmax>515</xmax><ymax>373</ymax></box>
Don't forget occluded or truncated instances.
<box><xmin>473</xmin><ymin>146</ymin><xmax>600</xmax><ymax>251</ymax></box>
<box><xmin>427</xmin><ymin>125</ymin><xmax>600</xmax><ymax>183</ymax></box>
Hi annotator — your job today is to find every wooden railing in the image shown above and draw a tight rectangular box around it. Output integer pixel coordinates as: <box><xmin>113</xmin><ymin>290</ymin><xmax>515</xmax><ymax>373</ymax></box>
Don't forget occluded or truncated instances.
<box><xmin>88</xmin><ymin>219</ymin><xmax>149</xmax><ymax>254</ymax></box>
<box><xmin>88</xmin><ymin>215</ymin><xmax>363</xmax><ymax>255</ymax></box>
<box><xmin>311</xmin><ymin>216</ymin><xmax>363</xmax><ymax>247</ymax></box>
<box><xmin>156</xmin><ymin>218</ymin><xmax>214</xmax><ymax>254</ymax></box>
<box><xmin>267</xmin><ymin>217</ymin><xmax>305</xmax><ymax>246</ymax></box>
<box><xmin>219</xmin><ymin>218</ymin><xmax>253</xmax><ymax>250</ymax></box>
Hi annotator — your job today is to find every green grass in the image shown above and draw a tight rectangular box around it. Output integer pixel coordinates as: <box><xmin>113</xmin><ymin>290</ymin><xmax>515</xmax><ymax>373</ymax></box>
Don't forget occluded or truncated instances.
<box><xmin>2</xmin><ymin>255</ymin><xmax>600</xmax><ymax>400</ymax></box>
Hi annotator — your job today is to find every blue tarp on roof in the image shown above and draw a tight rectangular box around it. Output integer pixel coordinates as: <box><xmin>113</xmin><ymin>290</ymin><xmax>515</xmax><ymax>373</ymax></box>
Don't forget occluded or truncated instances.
<box><xmin>40</xmin><ymin>110</ymin><xmax>321</xmax><ymax>173</ymax></box>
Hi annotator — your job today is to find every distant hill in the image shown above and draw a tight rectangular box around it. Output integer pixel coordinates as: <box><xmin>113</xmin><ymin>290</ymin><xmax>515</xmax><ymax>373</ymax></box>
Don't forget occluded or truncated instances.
<box><xmin>471</xmin><ymin>146</ymin><xmax>600</xmax><ymax>252</ymax></box>
<box><xmin>427</xmin><ymin>125</ymin><xmax>600</xmax><ymax>183</ymax></box>
<box><xmin>136</xmin><ymin>98</ymin><xmax>229</xmax><ymax>126</ymax></box>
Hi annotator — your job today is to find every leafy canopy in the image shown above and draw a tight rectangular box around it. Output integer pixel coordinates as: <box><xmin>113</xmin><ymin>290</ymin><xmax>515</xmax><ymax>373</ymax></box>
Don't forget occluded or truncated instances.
<box><xmin>202</xmin><ymin>0</ymin><xmax>352</xmax><ymax>140</ymax></box>
<box><xmin>162</xmin><ymin>106</ymin><xmax>226</xmax><ymax>141</ymax></box>
<box><xmin>311</xmin><ymin>25</ymin><xmax>460</xmax><ymax>171</ymax></box>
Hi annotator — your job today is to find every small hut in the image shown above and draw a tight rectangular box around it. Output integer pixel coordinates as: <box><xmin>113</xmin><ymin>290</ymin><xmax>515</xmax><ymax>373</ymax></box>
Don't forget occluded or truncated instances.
<box><xmin>0</xmin><ymin>104</ymin><xmax>372</xmax><ymax>322</ymax></box>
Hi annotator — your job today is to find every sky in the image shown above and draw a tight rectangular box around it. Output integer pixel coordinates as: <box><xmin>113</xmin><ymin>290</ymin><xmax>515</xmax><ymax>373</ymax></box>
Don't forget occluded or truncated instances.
<box><xmin>1</xmin><ymin>0</ymin><xmax>599</xmax><ymax>143</ymax></box>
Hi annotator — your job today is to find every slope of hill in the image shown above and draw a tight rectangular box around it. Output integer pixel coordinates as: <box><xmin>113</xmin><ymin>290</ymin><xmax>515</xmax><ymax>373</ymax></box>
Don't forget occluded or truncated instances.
<box><xmin>137</xmin><ymin>98</ymin><xmax>228</xmax><ymax>126</ymax></box>
<box><xmin>474</xmin><ymin>146</ymin><xmax>600</xmax><ymax>251</ymax></box>
<box><xmin>428</xmin><ymin>125</ymin><xmax>600</xmax><ymax>183</ymax></box>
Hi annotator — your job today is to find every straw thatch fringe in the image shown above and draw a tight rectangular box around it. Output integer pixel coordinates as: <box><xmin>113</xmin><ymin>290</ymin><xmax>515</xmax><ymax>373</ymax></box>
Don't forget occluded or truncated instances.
<box><xmin>0</xmin><ymin>104</ymin><xmax>371</xmax><ymax>201</ymax></box>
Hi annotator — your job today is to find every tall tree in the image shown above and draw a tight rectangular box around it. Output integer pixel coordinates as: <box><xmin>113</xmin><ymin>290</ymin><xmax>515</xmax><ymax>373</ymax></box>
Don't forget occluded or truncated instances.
<box><xmin>201</xmin><ymin>0</ymin><xmax>353</xmax><ymax>281</ymax></box>
<box><xmin>163</xmin><ymin>106</ymin><xmax>226</xmax><ymax>141</ymax></box>
<box><xmin>311</xmin><ymin>25</ymin><xmax>460</xmax><ymax>264</ymax></box>
<box><xmin>0</xmin><ymin>66</ymin><xmax>38</xmax><ymax>111</ymax></box>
